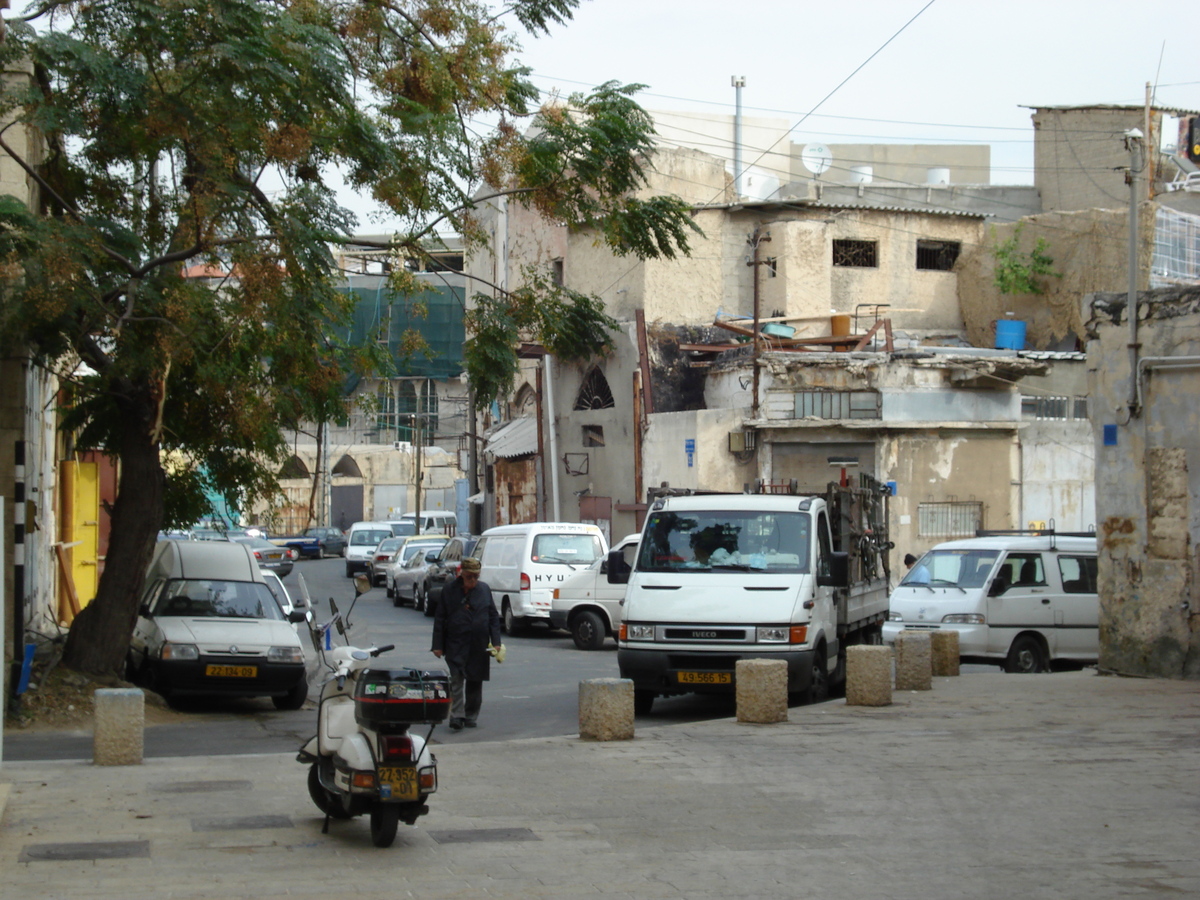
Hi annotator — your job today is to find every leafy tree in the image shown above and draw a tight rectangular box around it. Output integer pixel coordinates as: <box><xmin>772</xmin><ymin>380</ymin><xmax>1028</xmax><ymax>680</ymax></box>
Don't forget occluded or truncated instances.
<box><xmin>992</xmin><ymin>223</ymin><xmax>1060</xmax><ymax>295</ymax></box>
<box><xmin>0</xmin><ymin>0</ymin><xmax>699</xmax><ymax>678</ymax></box>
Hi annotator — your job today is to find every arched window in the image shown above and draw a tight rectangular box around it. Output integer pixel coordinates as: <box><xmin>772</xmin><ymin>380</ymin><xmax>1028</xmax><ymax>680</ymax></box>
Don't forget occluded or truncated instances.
<box><xmin>574</xmin><ymin>367</ymin><xmax>615</xmax><ymax>410</ymax></box>
<box><xmin>279</xmin><ymin>455</ymin><xmax>310</xmax><ymax>479</ymax></box>
<box><xmin>513</xmin><ymin>383</ymin><xmax>537</xmax><ymax>419</ymax></box>
<box><xmin>332</xmin><ymin>454</ymin><xmax>362</xmax><ymax>478</ymax></box>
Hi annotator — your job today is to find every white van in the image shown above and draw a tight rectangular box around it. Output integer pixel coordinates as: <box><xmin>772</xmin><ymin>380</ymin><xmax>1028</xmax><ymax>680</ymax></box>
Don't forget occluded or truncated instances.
<box><xmin>883</xmin><ymin>534</ymin><xmax>1099</xmax><ymax>673</ymax></box>
<box><xmin>344</xmin><ymin>521</ymin><xmax>397</xmax><ymax>577</ymax></box>
<box><xmin>128</xmin><ymin>540</ymin><xmax>309</xmax><ymax>708</ymax></box>
<box><xmin>550</xmin><ymin>534</ymin><xmax>639</xmax><ymax>650</ymax></box>
<box><xmin>473</xmin><ymin>522</ymin><xmax>608</xmax><ymax>635</ymax></box>
<box><xmin>389</xmin><ymin>510</ymin><xmax>458</xmax><ymax>537</ymax></box>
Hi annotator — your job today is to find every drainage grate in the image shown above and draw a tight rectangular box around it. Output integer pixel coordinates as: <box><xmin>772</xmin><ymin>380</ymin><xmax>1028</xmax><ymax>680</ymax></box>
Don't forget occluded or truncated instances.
<box><xmin>191</xmin><ymin>815</ymin><xmax>293</xmax><ymax>832</ymax></box>
<box><xmin>153</xmin><ymin>780</ymin><xmax>253</xmax><ymax>794</ymax></box>
<box><xmin>427</xmin><ymin>828</ymin><xmax>540</xmax><ymax>844</ymax></box>
<box><xmin>20</xmin><ymin>841</ymin><xmax>151</xmax><ymax>862</ymax></box>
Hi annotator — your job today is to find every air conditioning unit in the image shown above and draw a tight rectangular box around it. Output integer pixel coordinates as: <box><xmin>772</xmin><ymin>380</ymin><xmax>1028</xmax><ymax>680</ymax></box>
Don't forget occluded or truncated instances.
<box><xmin>728</xmin><ymin>431</ymin><xmax>756</xmax><ymax>452</ymax></box>
<box><xmin>394</xmin><ymin>441</ymin><xmax>412</xmax><ymax>451</ymax></box>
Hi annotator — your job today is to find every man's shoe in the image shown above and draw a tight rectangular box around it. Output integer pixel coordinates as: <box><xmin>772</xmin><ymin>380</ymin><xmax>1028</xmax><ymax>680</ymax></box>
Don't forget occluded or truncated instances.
<box><xmin>449</xmin><ymin>718</ymin><xmax>463</xmax><ymax>731</ymax></box>
<box><xmin>464</xmin><ymin>719</ymin><xmax>477</xmax><ymax>728</ymax></box>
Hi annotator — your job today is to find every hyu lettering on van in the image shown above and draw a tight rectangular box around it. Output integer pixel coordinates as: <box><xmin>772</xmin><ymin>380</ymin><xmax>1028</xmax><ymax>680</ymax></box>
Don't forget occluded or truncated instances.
<box><xmin>533</xmin><ymin>574</ymin><xmax>567</xmax><ymax>583</ymax></box>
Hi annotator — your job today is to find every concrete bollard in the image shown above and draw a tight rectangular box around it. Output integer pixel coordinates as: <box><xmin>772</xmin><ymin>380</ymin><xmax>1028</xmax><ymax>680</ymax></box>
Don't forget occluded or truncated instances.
<box><xmin>931</xmin><ymin>630</ymin><xmax>961</xmax><ymax>676</ymax></box>
<box><xmin>845</xmin><ymin>645</ymin><xmax>893</xmax><ymax>707</ymax></box>
<box><xmin>579</xmin><ymin>678</ymin><xmax>635</xmax><ymax>741</ymax></box>
<box><xmin>93</xmin><ymin>688</ymin><xmax>145</xmax><ymax>766</ymax></box>
<box><xmin>735</xmin><ymin>659</ymin><xmax>788</xmax><ymax>724</ymax></box>
<box><xmin>895</xmin><ymin>631</ymin><xmax>933</xmax><ymax>691</ymax></box>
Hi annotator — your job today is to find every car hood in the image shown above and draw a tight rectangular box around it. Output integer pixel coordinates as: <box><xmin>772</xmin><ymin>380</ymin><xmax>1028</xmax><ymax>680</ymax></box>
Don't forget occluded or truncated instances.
<box><xmin>155</xmin><ymin>616</ymin><xmax>302</xmax><ymax>651</ymax></box>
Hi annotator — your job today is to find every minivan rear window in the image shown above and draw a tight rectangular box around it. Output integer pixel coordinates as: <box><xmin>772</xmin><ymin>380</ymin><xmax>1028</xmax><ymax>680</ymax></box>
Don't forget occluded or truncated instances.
<box><xmin>531</xmin><ymin>533</ymin><xmax>604</xmax><ymax>566</ymax></box>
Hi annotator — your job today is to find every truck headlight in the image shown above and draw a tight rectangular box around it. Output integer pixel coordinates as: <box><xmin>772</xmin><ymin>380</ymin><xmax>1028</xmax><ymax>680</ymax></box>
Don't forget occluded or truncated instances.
<box><xmin>757</xmin><ymin>626</ymin><xmax>789</xmax><ymax>643</ymax></box>
<box><xmin>626</xmin><ymin>624</ymin><xmax>654</xmax><ymax>640</ymax></box>
<box><xmin>941</xmin><ymin>614</ymin><xmax>985</xmax><ymax>624</ymax></box>
<box><xmin>160</xmin><ymin>642</ymin><xmax>199</xmax><ymax>661</ymax></box>
<box><xmin>268</xmin><ymin>646</ymin><xmax>306</xmax><ymax>663</ymax></box>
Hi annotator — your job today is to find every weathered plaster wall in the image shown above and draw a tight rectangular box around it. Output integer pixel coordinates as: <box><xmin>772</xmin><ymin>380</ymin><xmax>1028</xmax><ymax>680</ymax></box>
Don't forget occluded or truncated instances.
<box><xmin>957</xmin><ymin>205</ymin><xmax>1154</xmax><ymax>351</ymax></box>
<box><xmin>1087</xmin><ymin>286</ymin><xmax>1200</xmax><ymax>678</ymax></box>
<box><xmin>1021</xmin><ymin>420</ymin><xmax>1096</xmax><ymax>531</ymax></box>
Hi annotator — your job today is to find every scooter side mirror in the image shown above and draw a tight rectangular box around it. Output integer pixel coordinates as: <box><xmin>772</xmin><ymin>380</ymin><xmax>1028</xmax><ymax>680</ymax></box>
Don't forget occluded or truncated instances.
<box><xmin>329</xmin><ymin>598</ymin><xmax>345</xmax><ymax>635</ymax></box>
<box><xmin>354</xmin><ymin>574</ymin><xmax>371</xmax><ymax>596</ymax></box>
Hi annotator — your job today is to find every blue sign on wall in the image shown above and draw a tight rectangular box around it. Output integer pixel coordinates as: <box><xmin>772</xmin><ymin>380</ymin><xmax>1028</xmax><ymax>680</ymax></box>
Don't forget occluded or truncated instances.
<box><xmin>685</xmin><ymin>438</ymin><xmax>696</xmax><ymax>468</ymax></box>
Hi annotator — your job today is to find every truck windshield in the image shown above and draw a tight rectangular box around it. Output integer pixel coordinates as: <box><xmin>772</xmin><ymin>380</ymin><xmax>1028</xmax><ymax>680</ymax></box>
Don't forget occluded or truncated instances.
<box><xmin>637</xmin><ymin>510</ymin><xmax>810</xmax><ymax>573</ymax></box>
<box><xmin>901</xmin><ymin>549</ymin><xmax>1000</xmax><ymax>588</ymax></box>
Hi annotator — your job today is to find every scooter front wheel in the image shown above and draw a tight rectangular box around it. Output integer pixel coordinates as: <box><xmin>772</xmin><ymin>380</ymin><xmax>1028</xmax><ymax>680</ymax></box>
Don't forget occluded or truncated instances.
<box><xmin>308</xmin><ymin>763</ymin><xmax>352</xmax><ymax>820</ymax></box>
<box><xmin>370</xmin><ymin>802</ymin><xmax>401</xmax><ymax>848</ymax></box>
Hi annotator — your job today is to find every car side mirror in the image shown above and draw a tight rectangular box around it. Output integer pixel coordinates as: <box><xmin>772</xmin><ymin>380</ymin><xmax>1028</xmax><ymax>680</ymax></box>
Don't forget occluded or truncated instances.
<box><xmin>426</xmin><ymin>551</ymin><xmax>439</xmax><ymax>562</ymax></box>
<box><xmin>139</xmin><ymin>603</ymin><xmax>152</xmax><ymax>617</ymax></box>
<box><xmin>606</xmin><ymin>548</ymin><xmax>631</xmax><ymax>585</ymax></box>
<box><xmin>288</xmin><ymin>610</ymin><xmax>307</xmax><ymax>624</ymax></box>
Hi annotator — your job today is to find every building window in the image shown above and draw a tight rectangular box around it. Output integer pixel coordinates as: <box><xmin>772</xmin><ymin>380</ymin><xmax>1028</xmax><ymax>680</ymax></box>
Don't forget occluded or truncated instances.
<box><xmin>1020</xmin><ymin>395</ymin><xmax>1088</xmax><ymax>420</ymax></box>
<box><xmin>765</xmin><ymin>257</ymin><xmax>777</xmax><ymax>277</ymax></box>
<box><xmin>582</xmin><ymin>425</ymin><xmax>605</xmax><ymax>447</ymax></box>
<box><xmin>551</xmin><ymin>258</ymin><xmax>564</xmax><ymax>286</ymax></box>
<box><xmin>833</xmin><ymin>239</ymin><xmax>877</xmax><ymax>268</ymax></box>
<box><xmin>916</xmin><ymin>240</ymin><xmax>961</xmax><ymax>271</ymax></box>
<box><xmin>918</xmin><ymin>501</ymin><xmax>983</xmax><ymax>538</ymax></box>
<box><xmin>574</xmin><ymin>367</ymin><xmax>615</xmax><ymax>410</ymax></box>
<box><xmin>793</xmin><ymin>391</ymin><xmax>880</xmax><ymax>420</ymax></box>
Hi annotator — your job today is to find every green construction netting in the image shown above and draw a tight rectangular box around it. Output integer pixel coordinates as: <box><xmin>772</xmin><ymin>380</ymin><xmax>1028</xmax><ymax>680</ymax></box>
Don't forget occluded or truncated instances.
<box><xmin>338</xmin><ymin>278</ymin><xmax>466</xmax><ymax>392</ymax></box>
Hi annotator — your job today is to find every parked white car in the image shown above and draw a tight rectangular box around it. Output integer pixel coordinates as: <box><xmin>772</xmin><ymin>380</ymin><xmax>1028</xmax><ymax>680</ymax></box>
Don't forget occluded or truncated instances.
<box><xmin>549</xmin><ymin>534</ymin><xmax>640</xmax><ymax>649</ymax></box>
<box><xmin>128</xmin><ymin>540</ymin><xmax>309</xmax><ymax>708</ymax></box>
<box><xmin>386</xmin><ymin>537</ymin><xmax>449</xmax><ymax>606</ymax></box>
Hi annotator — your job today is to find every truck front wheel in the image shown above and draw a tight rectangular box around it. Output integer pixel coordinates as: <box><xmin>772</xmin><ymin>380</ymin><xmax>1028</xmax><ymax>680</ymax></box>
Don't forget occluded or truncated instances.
<box><xmin>571</xmin><ymin>611</ymin><xmax>606</xmax><ymax>650</ymax></box>
<box><xmin>804</xmin><ymin>646</ymin><xmax>830</xmax><ymax>704</ymax></box>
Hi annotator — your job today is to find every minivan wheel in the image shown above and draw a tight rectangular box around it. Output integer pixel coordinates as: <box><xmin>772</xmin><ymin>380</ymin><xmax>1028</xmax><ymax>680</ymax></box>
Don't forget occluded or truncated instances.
<box><xmin>571</xmin><ymin>611</ymin><xmax>606</xmax><ymax>651</ymax></box>
<box><xmin>502</xmin><ymin>602</ymin><xmax>525</xmax><ymax>636</ymax></box>
<box><xmin>1005</xmin><ymin>635</ymin><xmax>1048</xmax><ymax>673</ymax></box>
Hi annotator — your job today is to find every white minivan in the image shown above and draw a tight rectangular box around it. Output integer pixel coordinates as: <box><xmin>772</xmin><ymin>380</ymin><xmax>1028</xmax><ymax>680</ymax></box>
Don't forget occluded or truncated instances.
<box><xmin>883</xmin><ymin>534</ymin><xmax>1099</xmax><ymax>673</ymax></box>
<box><xmin>344</xmin><ymin>521</ymin><xmax>397</xmax><ymax>577</ymax></box>
<box><xmin>473</xmin><ymin>522</ymin><xmax>608</xmax><ymax>635</ymax></box>
<box><xmin>550</xmin><ymin>534</ymin><xmax>639</xmax><ymax>650</ymax></box>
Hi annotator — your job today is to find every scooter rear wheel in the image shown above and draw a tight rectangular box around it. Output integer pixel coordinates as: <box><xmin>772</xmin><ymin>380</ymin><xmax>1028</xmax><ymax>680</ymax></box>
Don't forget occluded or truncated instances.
<box><xmin>370</xmin><ymin>803</ymin><xmax>401</xmax><ymax>848</ymax></box>
<box><xmin>308</xmin><ymin>763</ymin><xmax>352</xmax><ymax>820</ymax></box>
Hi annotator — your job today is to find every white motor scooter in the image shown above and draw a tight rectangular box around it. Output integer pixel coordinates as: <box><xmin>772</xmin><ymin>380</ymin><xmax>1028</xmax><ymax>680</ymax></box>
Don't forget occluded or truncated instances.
<box><xmin>297</xmin><ymin>575</ymin><xmax>450</xmax><ymax>847</ymax></box>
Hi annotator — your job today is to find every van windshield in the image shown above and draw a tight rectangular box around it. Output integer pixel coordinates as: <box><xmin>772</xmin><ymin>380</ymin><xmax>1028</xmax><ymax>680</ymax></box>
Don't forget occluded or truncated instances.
<box><xmin>902</xmin><ymin>549</ymin><xmax>1000</xmax><ymax>588</ymax></box>
<box><xmin>637</xmin><ymin>510</ymin><xmax>810</xmax><ymax>574</ymax></box>
<box><xmin>530</xmin><ymin>533</ymin><xmax>605</xmax><ymax>565</ymax></box>
<box><xmin>153</xmin><ymin>579</ymin><xmax>283</xmax><ymax>620</ymax></box>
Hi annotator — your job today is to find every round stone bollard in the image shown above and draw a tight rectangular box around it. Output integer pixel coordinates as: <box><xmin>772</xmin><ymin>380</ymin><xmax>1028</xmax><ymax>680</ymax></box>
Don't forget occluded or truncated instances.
<box><xmin>93</xmin><ymin>688</ymin><xmax>145</xmax><ymax>766</ymax></box>
<box><xmin>579</xmin><ymin>678</ymin><xmax>635</xmax><ymax>741</ymax></box>
<box><xmin>735</xmin><ymin>659</ymin><xmax>788</xmax><ymax>724</ymax></box>
<box><xmin>895</xmin><ymin>631</ymin><xmax>933</xmax><ymax>691</ymax></box>
<box><xmin>846</xmin><ymin>645</ymin><xmax>893</xmax><ymax>707</ymax></box>
<box><xmin>931</xmin><ymin>630</ymin><xmax>961</xmax><ymax>677</ymax></box>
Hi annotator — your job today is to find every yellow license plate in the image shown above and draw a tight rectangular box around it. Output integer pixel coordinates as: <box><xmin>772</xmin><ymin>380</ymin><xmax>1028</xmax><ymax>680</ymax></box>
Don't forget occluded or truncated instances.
<box><xmin>378</xmin><ymin>766</ymin><xmax>419</xmax><ymax>801</ymax></box>
<box><xmin>677</xmin><ymin>671</ymin><xmax>732</xmax><ymax>685</ymax></box>
<box><xmin>205</xmin><ymin>665</ymin><xmax>257</xmax><ymax>678</ymax></box>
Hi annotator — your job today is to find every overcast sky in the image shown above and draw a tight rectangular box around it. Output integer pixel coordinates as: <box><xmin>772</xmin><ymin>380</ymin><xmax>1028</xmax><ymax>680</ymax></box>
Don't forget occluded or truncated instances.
<box><xmin>508</xmin><ymin>0</ymin><xmax>1196</xmax><ymax>184</ymax></box>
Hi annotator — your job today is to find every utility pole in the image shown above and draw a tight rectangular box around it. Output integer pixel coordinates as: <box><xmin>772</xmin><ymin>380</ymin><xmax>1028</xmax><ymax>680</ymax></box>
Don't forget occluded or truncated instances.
<box><xmin>1125</xmin><ymin>127</ymin><xmax>1143</xmax><ymax>416</ymax></box>
<box><xmin>746</xmin><ymin>226</ymin><xmax>771</xmax><ymax>419</ymax></box>
<box><xmin>732</xmin><ymin>76</ymin><xmax>746</xmax><ymax>199</ymax></box>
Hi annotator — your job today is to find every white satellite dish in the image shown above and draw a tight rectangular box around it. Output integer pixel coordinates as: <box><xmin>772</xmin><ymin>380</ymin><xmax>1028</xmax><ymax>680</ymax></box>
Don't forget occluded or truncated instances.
<box><xmin>800</xmin><ymin>142</ymin><xmax>833</xmax><ymax>176</ymax></box>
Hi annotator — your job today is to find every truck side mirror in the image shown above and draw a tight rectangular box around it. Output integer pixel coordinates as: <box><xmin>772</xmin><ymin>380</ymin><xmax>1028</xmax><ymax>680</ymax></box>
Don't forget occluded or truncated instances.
<box><xmin>817</xmin><ymin>551</ymin><xmax>850</xmax><ymax>588</ymax></box>
<box><xmin>139</xmin><ymin>603</ymin><xmax>152</xmax><ymax>618</ymax></box>
<box><xmin>606</xmin><ymin>548</ymin><xmax>631</xmax><ymax>585</ymax></box>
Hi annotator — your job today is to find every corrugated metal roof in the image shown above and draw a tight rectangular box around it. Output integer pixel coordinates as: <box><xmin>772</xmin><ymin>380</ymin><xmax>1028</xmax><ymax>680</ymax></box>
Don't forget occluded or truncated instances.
<box><xmin>485</xmin><ymin>417</ymin><xmax>538</xmax><ymax>459</ymax></box>
<box><xmin>801</xmin><ymin>200</ymin><xmax>988</xmax><ymax>219</ymax></box>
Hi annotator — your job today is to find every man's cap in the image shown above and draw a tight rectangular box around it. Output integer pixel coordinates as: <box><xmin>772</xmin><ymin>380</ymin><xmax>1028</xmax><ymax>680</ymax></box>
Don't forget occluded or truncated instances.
<box><xmin>461</xmin><ymin>557</ymin><xmax>482</xmax><ymax>574</ymax></box>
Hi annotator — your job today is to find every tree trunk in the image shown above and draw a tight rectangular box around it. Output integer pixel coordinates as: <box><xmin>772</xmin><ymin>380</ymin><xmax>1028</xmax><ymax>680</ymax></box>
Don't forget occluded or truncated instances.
<box><xmin>61</xmin><ymin>397</ymin><xmax>165</xmax><ymax>678</ymax></box>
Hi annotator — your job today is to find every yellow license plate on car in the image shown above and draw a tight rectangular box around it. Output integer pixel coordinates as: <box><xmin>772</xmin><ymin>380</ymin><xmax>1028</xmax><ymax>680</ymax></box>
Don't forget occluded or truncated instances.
<box><xmin>677</xmin><ymin>671</ymin><xmax>732</xmax><ymax>684</ymax></box>
<box><xmin>378</xmin><ymin>766</ymin><xmax>419</xmax><ymax>801</ymax></box>
<box><xmin>205</xmin><ymin>665</ymin><xmax>257</xmax><ymax>678</ymax></box>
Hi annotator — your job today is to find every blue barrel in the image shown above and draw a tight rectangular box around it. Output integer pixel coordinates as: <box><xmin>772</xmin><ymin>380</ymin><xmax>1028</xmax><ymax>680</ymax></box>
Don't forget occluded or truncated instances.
<box><xmin>995</xmin><ymin>319</ymin><xmax>1026</xmax><ymax>350</ymax></box>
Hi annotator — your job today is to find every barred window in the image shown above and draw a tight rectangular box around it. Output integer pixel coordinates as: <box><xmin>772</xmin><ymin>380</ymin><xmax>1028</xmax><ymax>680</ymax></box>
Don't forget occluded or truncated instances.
<box><xmin>833</xmin><ymin>239</ymin><xmax>878</xmax><ymax>268</ymax></box>
<box><xmin>916</xmin><ymin>240</ymin><xmax>960</xmax><ymax>271</ymax></box>
<box><xmin>794</xmin><ymin>391</ymin><xmax>880</xmax><ymax>420</ymax></box>
<box><xmin>574</xmin><ymin>367</ymin><xmax>615</xmax><ymax>410</ymax></box>
<box><xmin>1020</xmin><ymin>395</ymin><xmax>1089</xmax><ymax>420</ymax></box>
<box><xmin>918</xmin><ymin>501</ymin><xmax>983</xmax><ymax>538</ymax></box>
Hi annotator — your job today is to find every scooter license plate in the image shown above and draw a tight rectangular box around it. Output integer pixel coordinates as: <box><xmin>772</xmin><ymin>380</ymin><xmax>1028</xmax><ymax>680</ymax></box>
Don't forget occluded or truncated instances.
<box><xmin>378</xmin><ymin>766</ymin><xmax>419</xmax><ymax>801</ymax></box>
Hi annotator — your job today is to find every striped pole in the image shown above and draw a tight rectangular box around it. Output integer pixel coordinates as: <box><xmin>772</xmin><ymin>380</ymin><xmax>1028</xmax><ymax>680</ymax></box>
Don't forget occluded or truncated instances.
<box><xmin>11</xmin><ymin>439</ymin><xmax>24</xmax><ymax>697</ymax></box>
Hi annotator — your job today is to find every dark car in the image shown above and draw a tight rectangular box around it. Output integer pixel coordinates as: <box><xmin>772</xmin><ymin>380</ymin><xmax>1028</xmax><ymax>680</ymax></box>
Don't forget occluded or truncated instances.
<box><xmin>305</xmin><ymin>526</ymin><xmax>347</xmax><ymax>558</ymax></box>
<box><xmin>229</xmin><ymin>535</ymin><xmax>296</xmax><ymax>577</ymax></box>
<box><xmin>419</xmin><ymin>535</ymin><xmax>479</xmax><ymax>617</ymax></box>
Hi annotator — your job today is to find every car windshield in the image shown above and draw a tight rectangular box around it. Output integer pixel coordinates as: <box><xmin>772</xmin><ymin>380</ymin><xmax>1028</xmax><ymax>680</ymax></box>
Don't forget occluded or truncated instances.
<box><xmin>377</xmin><ymin>538</ymin><xmax>403</xmax><ymax>554</ymax></box>
<box><xmin>352</xmin><ymin>529</ymin><xmax>393</xmax><ymax>546</ymax></box>
<box><xmin>531</xmin><ymin>533</ymin><xmax>605</xmax><ymax>565</ymax></box>
<box><xmin>901</xmin><ymin>549</ymin><xmax>1000</xmax><ymax>588</ymax></box>
<box><xmin>637</xmin><ymin>510</ymin><xmax>810</xmax><ymax>574</ymax></box>
<box><xmin>152</xmin><ymin>579</ymin><xmax>284</xmax><ymax>620</ymax></box>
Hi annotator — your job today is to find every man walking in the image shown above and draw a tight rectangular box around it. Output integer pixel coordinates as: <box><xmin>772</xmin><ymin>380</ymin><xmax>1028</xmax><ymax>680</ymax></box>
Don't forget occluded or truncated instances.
<box><xmin>431</xmin><ymin>557</ymin><xmax>503</xmax><ymax>731</ymax></box>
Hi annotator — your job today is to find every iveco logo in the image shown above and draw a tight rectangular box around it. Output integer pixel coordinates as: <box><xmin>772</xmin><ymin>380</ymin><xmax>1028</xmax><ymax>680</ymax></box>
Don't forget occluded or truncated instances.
<box><xmin>229</xmin><ymin>645</ymin><xmax>239</xmax><ymax>654</ymax></box>
<box><xmin>692</xmin><ymin>631</ymin><xmax>718</xmax><ymax>639</ymax></box>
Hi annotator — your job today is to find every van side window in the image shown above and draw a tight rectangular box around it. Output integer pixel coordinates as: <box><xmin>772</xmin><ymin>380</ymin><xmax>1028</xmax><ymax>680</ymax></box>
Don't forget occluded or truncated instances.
<box><xmin>816</xmin><ymin>511</ymin><xmax>832</xmax><ymax>578</ymax></box>
<box><xmin>1002</xmin><ymin>553</ymin><xmax>1046</xmax><ymax>587</ymax></box>
<box><xmin>1058</xmin><ymin>555</ymin><xmax>1098</xmax><ymax>593</ymax></box>
<box><xmin>473</xmin><ymin>537</ymin><xmax>490</xmax><ymax>562</ymax></box>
